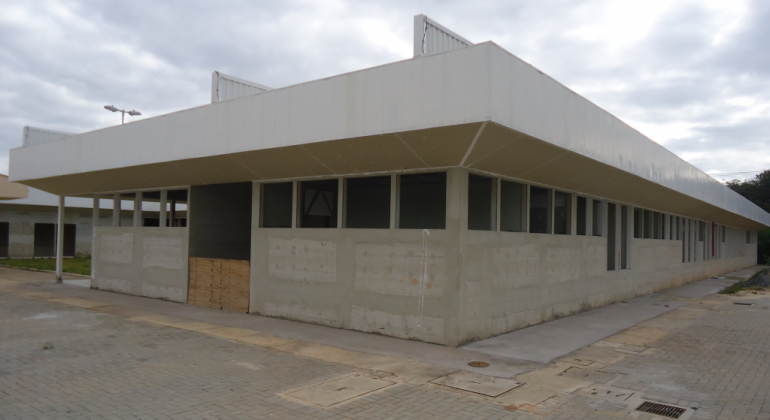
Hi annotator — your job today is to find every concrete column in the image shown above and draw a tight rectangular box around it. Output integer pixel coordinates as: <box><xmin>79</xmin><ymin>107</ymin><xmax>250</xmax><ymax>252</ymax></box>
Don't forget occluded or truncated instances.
<box><xmin>445</xmin><ymin>168</ymin><xmax>465</xmax><ymax>346</ymax></box>
<box><xmin>159</xmin><ymin>190</ymin><xmax>168</xmax><ymax>228</ymax></box>
<box><xmin>133</xmin><ymin>192</ymin><xmax>143</xmax><ymax>227</ymax></box>
<box><xmin>55</xmin><ymin>196</ymin><xmax>65</xmax><ymax>283</ymax></box>
<box><xmin>389</xmin><ymin>175</ymin><xmax>398</xmax><ymax>229</ymax></box>
<box><xmin>113</xmin><ymin>194</ymin><xmax>121</xmax><ymax>226</ymax></box>
<box><xmin>92</xmin><ymin>196</ymin><xmax>99</xmax><ymax>278</ymax></box>
<box><xmin>549</xmin><ymin>189</ymin><xmax>555</xmax><ymax>235</ymax></box>
<box><xmin>337</xmin><ymin>178</ymin><xmax>344</xmax><ymax>228</ymax></box>
<box><xmin>92</xmin><ymin>196</ymin><xmax>100</xmax><ymax>227</ymax></box>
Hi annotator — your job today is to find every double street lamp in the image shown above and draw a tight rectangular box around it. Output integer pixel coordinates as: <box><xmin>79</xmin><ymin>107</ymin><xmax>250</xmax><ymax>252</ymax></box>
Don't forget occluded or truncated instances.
<box><xmin>104</xmin><ymin>105</ymin><xmax>141</xmax><ymax>124</ymax></box>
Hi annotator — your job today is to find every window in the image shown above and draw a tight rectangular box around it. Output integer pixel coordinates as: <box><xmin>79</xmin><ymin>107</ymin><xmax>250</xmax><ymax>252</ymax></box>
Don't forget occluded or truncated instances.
<box><xmin>262</xmin><ymin>182</ymin><xmax>293</xmax><ymax>228</ymax></box>
<box><xmin>652</xmin><ymin>212</ymin><xmax>661</xmax><ymax>239</ymax></box>
<box><xmin>299</xmin><ymin>179</ymin><xmax>338</xmax><ymax>228</ymax></box>
<box><xmin>500</xmin><ymin>181</ymin><xmax>526</xmax><ymax>232</ymax></box>
<box><xmin>576</xmin><ymin>197</ymin><xmax>588</xmax><ymax>236</ymax></box>
<box><xmin>553</xmin><ymin>191</ymin><xmax>571</xmax><ymax>235</ymax></box>
<box><xmin>643</xmin><ymin>210</ymin><xmax>652</xmax><ymax>239</ymax></box>
<box><xmin>661</xmin><ymin>214</ymin><xmax>666</xmax><ymax>240</ymax></box>
<box><xmin>399</xmin><ymin>172</ymin><xmax>446</xmax><ymax>229</ymax></box>
<box><xmin>621</xmin><ymin>206</ymin><xmax>629</xmax><ymax>269</ymax></box>
<box><xmin>529</xmin><ymin>186</ymin><xmax>551</xmax><ymax>234</ymax></box>
<box><xmin>468</xmin><ymin>174</ymin><xmax>494</xmax><ymax>231</ymax></box>
<box><xmin>676</xmin><ymin>216</ymin><xmax>680</xmax><ymax>240</ymax></box>
<box><xmin>346</xmin><ymin>176</ymin><xmax>391</xmax><ymax>229</ymax></box>
<box><xmin>699</xmin><ymin>221</ymin><xmax>705</xmax><ymax>241</ymax></box>
<box><xmin>722</xmin><ymin>226</ymin><xmax>726</xmax><ymax>242</ymax></box>
<box><xmin>633</xmin><ymin>208</ymin><xmax>643</xmax><ymax>238</ymax></box>
<box><xmin>592</xmin><ymin>200</ymin><xmax>603</xmax><ymax>236</ymax></box>
<box><xmin>607</xmin><ymin>203</ymin><xmax>617</xmax><ymax>270</ymax></box>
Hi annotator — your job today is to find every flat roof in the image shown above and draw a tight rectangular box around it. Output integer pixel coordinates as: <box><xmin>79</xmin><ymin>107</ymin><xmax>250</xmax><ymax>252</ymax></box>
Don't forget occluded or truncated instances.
<box><xmin>9</xmin><ymin>41</ymin><xmax>770</xmax><ymax>230</ymax></box>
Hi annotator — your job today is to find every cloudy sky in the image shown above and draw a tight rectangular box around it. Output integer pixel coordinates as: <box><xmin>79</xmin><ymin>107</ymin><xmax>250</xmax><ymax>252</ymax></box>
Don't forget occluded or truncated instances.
<box><xmin>1</xmin><ymin>0</ymin><xmax>768</xmax><ymax>182</ymax></box>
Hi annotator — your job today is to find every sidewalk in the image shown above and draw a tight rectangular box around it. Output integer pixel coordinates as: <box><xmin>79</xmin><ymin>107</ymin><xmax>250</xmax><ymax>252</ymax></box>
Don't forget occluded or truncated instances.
<box><xmin>2</xmin><ymin>265</ymin><xmax>768</xmax><ymax>419</ymax></box>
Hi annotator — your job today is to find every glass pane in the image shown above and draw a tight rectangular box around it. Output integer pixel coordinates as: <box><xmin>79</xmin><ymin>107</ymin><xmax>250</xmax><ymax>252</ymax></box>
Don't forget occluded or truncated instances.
<box><xmin>529</xmin><ymin>186</ymin><xmax>550</xmax><ymax>234</ymax></box>
<box><xmin>262</xmin><ymin>182</ymin><xmax>293</xmax><ymax>228</ymax></box>
<box><xmin>346</xmin><ymin>176</ymin><xmax>391</xmax><ymax>229</ymax></box>
<box><xmin>399</xmin><ymin>172</ymin><xmax>446</xmax><ymax>229</ymax></box>
<box><xmin>592</xmin><ymin>200</ymin><xmax>603</xmax><ymax>236</ymax></box>
<box><xmin>576</xmin><ymin>197</ymin><xmax>587</xmax><ymax>236</ymax></box>
<box><xmin>299</xmin><ymin>179</ymin><xmax>338</xmax><ymax>228</ymax></box>
<box><xmin>553</xmin><ymin>191</ymin><xmax>571</xmax><ymax>235</ymax></box>
<box><xmin>500</xmin><ymin>181</ymin><xmax>525</xmax><ymax>232</ymax></box>
<box><xmin>468</xmin><ymin>174</ymin><xmax>494</xmax><ymax>231</ymax></box>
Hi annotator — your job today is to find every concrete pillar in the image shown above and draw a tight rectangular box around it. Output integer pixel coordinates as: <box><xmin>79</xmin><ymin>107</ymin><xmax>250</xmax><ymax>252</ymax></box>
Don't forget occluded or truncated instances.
<box><xmin>159</xmin><ymin>190</ymin><xmax>168</xmax><ymax>228</ymax></box>
<box><xmin>133</xmin><ymin>192</ymin><xmax>143</xmax><ymax>227</ymax></box>
<box><xmin>389</xmin><ymin>175</ymin><xmax>398</xmax><ymax>229</ymax></box>
<box><xmin>113</xmin><ymin>194</ymin><xmax>121</xmax><ymax>226</ymax></box>
<box><xmin>445</xmin><ymin>168</ymin><xmax>465</xmax><ymax>346</ymax></box>
<box><xmin>55</xmin><ymin>196</ymin><xmax>65</xmax><ymax>283</ymax></box>
<box><xmin>92</xmin><ymin>196</ymin><xmax>99</xmax><ymax>280</ymax></box>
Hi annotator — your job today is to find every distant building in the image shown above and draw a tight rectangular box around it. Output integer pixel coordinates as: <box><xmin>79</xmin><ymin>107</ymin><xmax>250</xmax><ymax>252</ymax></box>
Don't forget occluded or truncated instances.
<box><xmin>9</xmin><ymin>16</ymin><xmax>769</xmax><ymax>346</ymax></box>
<box><xmin>0</xmin><ymin>185</ymin><xmax>185</xmax><ymax>258</ymax></box>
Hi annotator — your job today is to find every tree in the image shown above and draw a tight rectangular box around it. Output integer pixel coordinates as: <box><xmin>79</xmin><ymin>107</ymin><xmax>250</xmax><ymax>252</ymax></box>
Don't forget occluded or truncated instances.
<box><xmin>727</xmin><ymin>169</ymin><xmax>770</xmax><ymax>264</ymax></box>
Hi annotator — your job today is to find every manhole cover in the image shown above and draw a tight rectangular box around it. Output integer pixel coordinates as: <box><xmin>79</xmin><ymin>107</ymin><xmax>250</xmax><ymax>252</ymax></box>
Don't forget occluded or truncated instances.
<box><xmin>431</xmin><ymin>371</ymin><xmax>523</xmax><ymax>397</ymax></box>
<box><xmin>468</xmin><ymin>361</ymin><xmax>489</xmax><ymax>368</ymax></box>
<box><xmin>635</xmin><ymin>401</ymin><xmax>686</xmax><ymax>418</ymax></box>
<box><xmin>286</xmin><ymin>375</ymin><xmax>395</xmax><ymax>407</ymax></box>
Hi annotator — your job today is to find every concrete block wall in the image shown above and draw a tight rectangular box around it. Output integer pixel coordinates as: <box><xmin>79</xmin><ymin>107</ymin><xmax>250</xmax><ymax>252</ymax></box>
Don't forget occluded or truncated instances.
<box><xmin>250</xmin><ymin>228</ymin><xmax>456</xmax><ymax>344</ymax></box>
<box><xmin>249</xmin><ymin>169</ymin><xmax>466</xmax><ymax>346</ymax></box>
<box><xmin>248</xmin><ymin>167</ymin><xmax>758</xmax><ymax>347</ymax></box>
<box><xmin>456</xmin><ymin>231</ymin><xmax>756</xmax><ymax>345</ymax></box>
<box><xmin>92</xmin><ymin>226</ymin><xmax>189</xmax><ymax>303</ymax></box>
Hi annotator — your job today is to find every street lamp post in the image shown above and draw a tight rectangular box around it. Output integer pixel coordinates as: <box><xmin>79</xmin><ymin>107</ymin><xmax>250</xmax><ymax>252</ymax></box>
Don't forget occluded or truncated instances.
<box><xmin>104</xmin><ymin>105</ymin><xmax>141</xmax><ymax>124</ymax></box>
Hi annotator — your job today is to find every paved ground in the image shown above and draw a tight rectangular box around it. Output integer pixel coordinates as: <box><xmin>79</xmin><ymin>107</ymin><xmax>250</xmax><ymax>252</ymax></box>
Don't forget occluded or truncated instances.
<box><xmin>1</xmin><ymin>267</ymin><xmax>769</xmax><ymax>419</ymax></box>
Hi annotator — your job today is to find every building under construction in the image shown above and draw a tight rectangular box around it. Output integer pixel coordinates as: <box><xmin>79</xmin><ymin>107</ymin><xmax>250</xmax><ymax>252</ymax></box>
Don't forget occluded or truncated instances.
<box><xmin>10</xmin><ymin>16</ymin><xmax>769</xmax><ymax>346</ymax></box>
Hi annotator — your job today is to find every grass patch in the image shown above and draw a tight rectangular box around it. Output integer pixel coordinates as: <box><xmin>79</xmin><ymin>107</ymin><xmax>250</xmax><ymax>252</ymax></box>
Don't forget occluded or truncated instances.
<box><xmin>0</xmin><ymin>256</ymin><xmax>91</xmax><ymax>276</ymax></box>
<box><xmin>720</xmin><ymin>268</ymin><xmax>769</xmax><ymax>294</ymax></box>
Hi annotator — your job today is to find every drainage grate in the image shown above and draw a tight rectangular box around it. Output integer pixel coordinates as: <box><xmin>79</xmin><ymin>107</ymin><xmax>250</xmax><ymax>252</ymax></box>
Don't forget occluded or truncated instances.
<box><xmin>467</xmin><ymin>361</ymin><xmax>489</xmax><ymax>368</ymax></box>
<box><xmin>635</xmin><ymin>401</ymin><xmax>686</xmax><ymax>418</ymax></box>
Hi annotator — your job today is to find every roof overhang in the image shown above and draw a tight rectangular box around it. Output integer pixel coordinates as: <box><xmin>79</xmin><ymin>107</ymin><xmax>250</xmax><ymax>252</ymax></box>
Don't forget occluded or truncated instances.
<box><xmin>10</xmin><ymin>42</ymin><xmax>770</xmax><ymax>230</ymax></box>
<box><xmin>0</xmin><ymin>174</ymin><xmax>28</xmax><ymax>200</ymax></box>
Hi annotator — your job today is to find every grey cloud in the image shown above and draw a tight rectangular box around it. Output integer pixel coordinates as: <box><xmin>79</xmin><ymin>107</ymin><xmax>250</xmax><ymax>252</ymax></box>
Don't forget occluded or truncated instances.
<box><xmin>1</xmin><ymin>0</ymin><xmax>768</xmax><ymax>179</ymax></box>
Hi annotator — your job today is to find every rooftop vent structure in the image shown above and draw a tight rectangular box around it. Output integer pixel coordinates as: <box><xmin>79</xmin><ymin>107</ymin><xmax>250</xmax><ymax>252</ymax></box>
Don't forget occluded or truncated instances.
<box><xmin>413</xmin><ymin>14</ymin><xmax>474</xmax><ymax>57</ymax></box>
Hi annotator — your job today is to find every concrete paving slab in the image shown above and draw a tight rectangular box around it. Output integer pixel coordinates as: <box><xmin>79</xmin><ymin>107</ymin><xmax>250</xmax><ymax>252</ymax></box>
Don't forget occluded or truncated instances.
<box><xmin>286</xmin><ymin>374</ymin><xmax>395</xmax><ymax>407</ymax></box>
<box><xmin>430</xmin><ymin>371</ymin><xmax>523</xmax><ymax>397</ymax></box>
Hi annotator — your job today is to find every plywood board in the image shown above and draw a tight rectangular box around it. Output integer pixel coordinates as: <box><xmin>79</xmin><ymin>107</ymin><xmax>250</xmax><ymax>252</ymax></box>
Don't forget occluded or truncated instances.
<box><xmin>188</xmin><ymin>257</ymin><xmax>250</xmax><ymax>313</ymax></box>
